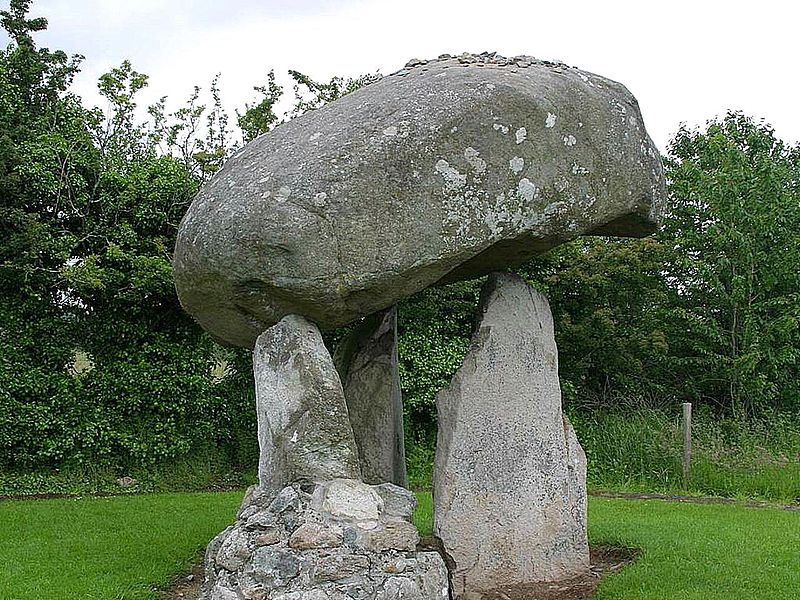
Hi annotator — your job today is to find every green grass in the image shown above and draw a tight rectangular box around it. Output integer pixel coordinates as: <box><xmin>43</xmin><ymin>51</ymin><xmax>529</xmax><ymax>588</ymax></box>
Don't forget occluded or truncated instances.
<box><xmin>412</xmin><ymin>488</ymin><xmax>434</xmax><ymax>536</ymax></box>
<box><xmin>589</xmin><ymin>497</ymin><xmax>800</xmax><ymax>599</ymax></box>
<box><xmin>3</xmin><ymin>491</ymin><xmax>798</xmax><ymax>599</ymax></box>
<box><xmin>414</xmin><ymin>491</ymin><xmax>800</xmax><ymax>599</ymax></box>
<box><xmin>0</xmin><ymin>491</ymin><xmax>242</xmax><ymax>600</ymax></box>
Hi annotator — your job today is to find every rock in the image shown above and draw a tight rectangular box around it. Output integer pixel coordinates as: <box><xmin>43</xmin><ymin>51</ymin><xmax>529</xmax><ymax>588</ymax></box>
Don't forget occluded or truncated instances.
<box><xmin>319</xmin><ymin>479</ymin><xmax>383</xmax><ymax>524</ymax></box>
<box><xmin>216</xmin><ymin>527</ymin><xmax>252</xmax><ymax>571</ymax></box>
<box><xmin>312</xmin><ymin>552</ymin><xmax>371</xmax><ymax>582</ymax></box>
<box><xmin>249</xmin><ymin>546</ymin><xmax>302</xmax><ymax>586</ymax></box>
<box><xmin>174</xmin><ymin>54</ymin><xmax>665</xmax><ymax>347</ymax></box>
<box><xmin>365</xmin><ymin>519</ymin><xmax>419</xmax><ymax>552</ymax></box>
<box><xmin>374</xmin><ymin>483</ymin><xmax>417</xmax><ymax>520</ymax></box>
<box><xmin>204</xmin><ymin>525</ymin><xmax>234</xmax><ymax>572</ymax></box>
<box><xmin>254</xmin><ymin>315</ymin><xmax>361</xmax><ymax>490</ymax></box>
<box><xmin>333</xmin><ymin>306</ymin><xmax>407</xmax><ymax>486</ymax></box>
<box><xmin>433</xmin><ymin>272</ymin><xmax>589</xmax><ymax>596</ymax></box>
<box><xmin>255</xmin><ymin>528</ymin><xmax>283</xmax><ymax>547</ymax></box>
<box><xmin>269</xmin><ymin>486</ymin><xmax>301</xmax><ymax>514</ymax></box>
<box><xmin>245</xmin><ymin>512</ymin><xmax>278</xmax><ymax>531</ymax></box>
<box><xmin>288</xmin><ymin>522</ymin><xmax>344</xmax><ymax>550</ymax></box>
<box><xmin>209</xmin><ymin>584</ymin><xmax>239</xmax><ymax>600</ymax></box>
<box><xmin>198</xmin><ymin>482</ymin><xmax>448</xmax><ymax>600</ymax></box>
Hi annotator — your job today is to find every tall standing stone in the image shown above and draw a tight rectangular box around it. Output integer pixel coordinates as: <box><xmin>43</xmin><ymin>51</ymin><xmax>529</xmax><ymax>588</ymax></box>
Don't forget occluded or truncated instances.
<box><xmin>434</xmin><ymin>273</ymin><xmax>588</xmax><ymax>597</ymax></box>
<box><xmin>334</xmin><ymin>306</ymin><xmax>407</xmax><ymax>487</ymax></box>
<box><xmin>254</xmin><ymin>314</ymin><xmax>361</xmax><ymax>490</ymax></box>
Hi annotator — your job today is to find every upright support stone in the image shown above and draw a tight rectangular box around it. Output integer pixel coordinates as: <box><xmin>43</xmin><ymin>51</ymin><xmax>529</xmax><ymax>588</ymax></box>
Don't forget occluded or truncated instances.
<box><xmin>434</xmin><ymin>273</ymin><xmax>588</xmax><ymax>597</ymax></box>
<box><xmin>334</xmin><ymin>306</ymin><xmax>408</xmax><ymax>487</ymax></box>
<box><xmin>254</xmin><ymin>314</ymin><xmax>361</xmax><ymax>490</ymax></box>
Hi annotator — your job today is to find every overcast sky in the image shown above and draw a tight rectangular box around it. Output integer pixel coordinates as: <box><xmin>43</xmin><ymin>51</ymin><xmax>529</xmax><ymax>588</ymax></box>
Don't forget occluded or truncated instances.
<box><xmin>5</xmin><ymin>0</ymin><xmax>799</xmax><ymax>153</ymax></box>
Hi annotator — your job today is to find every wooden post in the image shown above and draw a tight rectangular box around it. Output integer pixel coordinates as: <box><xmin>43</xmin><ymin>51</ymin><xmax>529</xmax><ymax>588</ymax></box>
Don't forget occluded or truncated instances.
<box><xmin>682</xmin><ymin>402</ymin><xmax>692</xmax><ymax>484</ymax></box>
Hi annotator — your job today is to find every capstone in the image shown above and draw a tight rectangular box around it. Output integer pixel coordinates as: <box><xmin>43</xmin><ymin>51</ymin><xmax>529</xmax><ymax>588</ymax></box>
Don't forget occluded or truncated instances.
<box><xmin>173</xmin><ymin>53</ymin><xmax>665</xmax><ymax>347</ymax></box>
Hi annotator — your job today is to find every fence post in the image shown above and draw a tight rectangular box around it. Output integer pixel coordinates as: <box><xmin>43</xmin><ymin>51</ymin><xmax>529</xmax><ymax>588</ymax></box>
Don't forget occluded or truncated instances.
<box><xmin>682</xmin><ymin>402</ymin><xmax>692</xmax><ymax>484</ymax></box>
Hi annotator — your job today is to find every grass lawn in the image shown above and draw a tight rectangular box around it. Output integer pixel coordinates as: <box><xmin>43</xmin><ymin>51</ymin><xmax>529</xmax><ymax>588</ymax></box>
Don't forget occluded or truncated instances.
<box><xmin>415</xmin><ymin>492</ymin><xmax>799</xmax><ymax>600</ymax></box>
<box><xmin>0</xmin><ymin>491</ymin><xmax>242</xmax><ymax>600</ymax></box>
<box><xmin>1</xmin><ymin>491</ymin><xmax>798</xmax><ymax>599</ymax></box>
<box><xmin>588</xmin><ymin>497</ymin><xmax>800</xmax><ymax>600</ymax></box>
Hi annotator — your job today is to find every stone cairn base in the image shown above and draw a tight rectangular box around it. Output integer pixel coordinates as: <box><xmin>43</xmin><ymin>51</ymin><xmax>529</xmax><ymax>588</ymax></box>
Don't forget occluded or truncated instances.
<box><xmin>199</xmin><ymin>479</ymin><xmax>448</xmax><ymax>600</ymax></box>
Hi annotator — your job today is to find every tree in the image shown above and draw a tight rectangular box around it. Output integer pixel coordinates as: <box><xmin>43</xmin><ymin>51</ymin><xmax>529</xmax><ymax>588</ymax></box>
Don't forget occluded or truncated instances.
<box><xmin>236</xmin><ymin>70</ymin><xmax>283</xmax><ymax>143</ymax></box>
<box><xmin>0</xmin><ymin>0</ymin><xmax>385</xmax><ymax>473</ymax></box>
<box><xmin>663</xmin><ymin>112</ymin><xmax>800</xmax><ymax>417</ymax></box>
<box><xmin>0</xmin><ymin>1</ymin><xmax>256</xmax><ymax>471</ymax></box>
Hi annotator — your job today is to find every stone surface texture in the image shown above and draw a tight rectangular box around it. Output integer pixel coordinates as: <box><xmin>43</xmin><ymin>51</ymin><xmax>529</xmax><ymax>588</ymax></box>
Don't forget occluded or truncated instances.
<box><xmin>333</xmin><ymin>306</ymin><xmax>407</xmax><ymax>487</ymax></box>
<box><xmin>254</xmin><ymin>315</ymin><xmax>361</xmax><ymax>490</ymax></box>
<box><xmin>199</xmin><ymin>480</ymin><xmax>449</xmax><ymax>600</ymax></box>
<box><xmin>174</xmin><ymin>52</ymin><xmax>666</xmax><ymax>347</ymax></box>
<box><xmin>433</xmin><ymin>272</ymin><xmax>588</xmax><ymax>596</ymax></box>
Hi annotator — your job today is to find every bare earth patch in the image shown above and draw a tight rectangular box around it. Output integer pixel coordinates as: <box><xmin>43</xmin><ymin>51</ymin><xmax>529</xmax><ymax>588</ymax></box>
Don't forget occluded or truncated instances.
<box><xmin>161</xmin><ymin>561</ymin><xmax>203</xmax><ymax>600</ymax></box>
<box><xmin>161</xmin><ymin>544</ymin><xmax>639</xmax><ymax>600</ymax></box>
<box><xmin>476</xmin><ymin>546</ymin><xmax>640</xmax><ymax>600</ymax></box>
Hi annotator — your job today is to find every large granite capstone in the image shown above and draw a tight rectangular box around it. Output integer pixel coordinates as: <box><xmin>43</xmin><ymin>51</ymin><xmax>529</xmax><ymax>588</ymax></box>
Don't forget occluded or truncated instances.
<box><xmin>173</xmin><ymin>53</ymin><xmax>665</xmax><ymax>347</ymax></box>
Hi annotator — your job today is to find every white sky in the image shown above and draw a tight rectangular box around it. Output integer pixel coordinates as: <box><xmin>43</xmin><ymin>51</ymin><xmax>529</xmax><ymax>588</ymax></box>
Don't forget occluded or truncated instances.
<box><xmin>5</xmin><ymin>0</ymin><xmax>799</xmax><ymax>153</ymax></box>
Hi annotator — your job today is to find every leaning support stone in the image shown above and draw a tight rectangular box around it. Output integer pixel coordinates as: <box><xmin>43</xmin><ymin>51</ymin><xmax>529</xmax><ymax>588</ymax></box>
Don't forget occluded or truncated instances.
<box><xmin>334</xmin><ymin>306</ymin><xmax>408</xmax><ymax>487</ymax></box>
<box><xmin>254</xmin><ymin>314</ymin><xmax>361</xmax><ymax>490</ymax></box>
<box><xmin>434</xmin><ymin>272</ymin><xmax>589</xmax><ymax>597</ymax></box>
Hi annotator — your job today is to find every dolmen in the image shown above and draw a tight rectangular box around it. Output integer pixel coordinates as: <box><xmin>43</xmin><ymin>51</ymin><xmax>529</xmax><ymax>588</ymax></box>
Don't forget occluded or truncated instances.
<box><xmin>173</xmin><ymin>52</ymin><xmax>665</xmax><ymax>600</ymax></box>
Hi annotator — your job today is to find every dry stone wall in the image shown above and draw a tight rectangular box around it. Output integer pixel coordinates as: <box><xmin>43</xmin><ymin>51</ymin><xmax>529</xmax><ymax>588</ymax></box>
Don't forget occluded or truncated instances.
<box><xmin>199</xmin><ymin>480</ymin><xmax>448</xmax><ymax>600</ymax></box>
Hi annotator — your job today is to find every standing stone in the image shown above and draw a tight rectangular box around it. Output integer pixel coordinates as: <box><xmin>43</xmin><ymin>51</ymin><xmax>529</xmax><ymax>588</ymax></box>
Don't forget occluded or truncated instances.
<box><xmin>334</xmin><ymin>306</ymin><xmax>408</xmax><ymax>487</ymax></box>
<box><xmin>254</xmin><ymin>314</ymin><xmax>361</xmax><ymax>490</ymax></box>
<box><xmin>433</xmin><ymin>272</ymin><xmax>588</xmax><ymax>597</ymax></box>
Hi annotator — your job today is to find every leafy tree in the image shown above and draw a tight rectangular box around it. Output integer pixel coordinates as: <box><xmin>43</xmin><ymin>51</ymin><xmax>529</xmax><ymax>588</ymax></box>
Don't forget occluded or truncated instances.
<box><xmin>519</xmin><ymin>237</ymin><xmax>676</xmax><ymax>408</ymax></box>
<box><xmin>0</xmin><ymin>0</ymin><xmax>384</xmax><ymax>473</ymax></box>
<box><xmin>288</xmin><ymin>69</ymin><xmax>381</xmax><ymax>117</ymax></box>
<box><xmin>0</xmin><ymin>1</ymin><xmax>255</xmax><ymax>471</ymax></box>
<box><xmin>237</xmin><ymin>70</ymin><xmax>283</xmax><ymax>142</ymax></box>
<box><xmin>663</xmin><ymin>112</ymin><xmax>800</xmax><ymax>417</ymax></box>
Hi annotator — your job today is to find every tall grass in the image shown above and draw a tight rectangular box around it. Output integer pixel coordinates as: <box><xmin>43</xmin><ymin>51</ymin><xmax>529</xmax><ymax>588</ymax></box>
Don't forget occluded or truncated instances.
<box><xmin>406</xmin><ymin>408</ymin><xmax>800</xmax><ymax>502</ymax></box>
<box><xmin>569</xmin><ymin>407</ymin><xmax>800</xmax><ymax>501</ymax></box>
<box><xmin>0</xmin><ymin>449</ymin><xmax>257</xmax><ymax>497</ymax></box>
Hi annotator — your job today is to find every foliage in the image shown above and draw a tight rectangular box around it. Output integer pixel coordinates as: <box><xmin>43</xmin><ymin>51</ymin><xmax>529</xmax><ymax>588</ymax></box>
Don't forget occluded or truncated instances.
<box><xmin>397</xmin><ymin>280</ymin><xmax>481</xmax><ymax>434</ymax></box>
<box><xmin>0</xmin><ymin>0</ymin><xmax>382</xmax><ymax>475</ymax></box>
<box><xmin>569</xmin><ymin>406</ymin><xmax>800</xmax><ymax>501</ymax></box>
<box><xmin>288</xmin><ymin>69</ymin><xmax>381</xmax><ymax>117</ymax></box>
<box><xmin>236</xmin><ymin>70</ymin><xmax>283</xmax><ymax>142</ymax></box>
<box><xmin>663</xmin><ymin>113</ymin><xmax>800</xmax><ymax>417</ymax></box>
<box><xmin>518</xmin><ymin>237</ymin><xmax>676</xmax><ymax>406</ymax></box>
<box><xmin>0</xmin><ymin>1</ymin><xmax>253</xmax><ymax>472</ymax></box>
